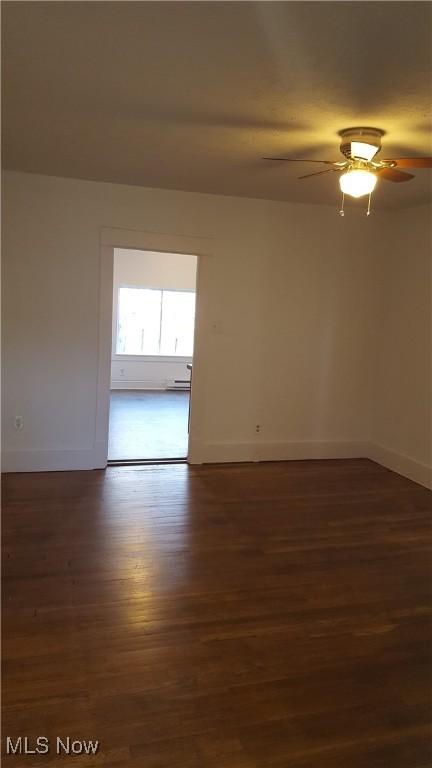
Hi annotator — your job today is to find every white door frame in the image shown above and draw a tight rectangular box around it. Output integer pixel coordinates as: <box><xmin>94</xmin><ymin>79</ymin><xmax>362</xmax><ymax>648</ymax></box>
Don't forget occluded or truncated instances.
<box><xmin>95</xmin><ymin>226</ymin><xmax>213</xmax><ymax>467</ymax></box>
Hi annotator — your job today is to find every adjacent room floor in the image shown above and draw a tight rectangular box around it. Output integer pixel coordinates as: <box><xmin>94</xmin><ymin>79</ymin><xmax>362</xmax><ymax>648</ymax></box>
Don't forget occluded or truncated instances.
<box><xmin>108</xmin><ymin>389</ymin><xmax>190</xmax><ymax>461</ymax></box>
<box><xmin>3</xmin><ymin>459</ymin><xmax>431</xmax><ymax>767</ymax></box>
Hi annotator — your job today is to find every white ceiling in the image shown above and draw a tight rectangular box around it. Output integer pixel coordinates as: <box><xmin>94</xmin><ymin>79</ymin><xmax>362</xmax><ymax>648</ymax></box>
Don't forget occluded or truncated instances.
<box><xmin>2</xmin><ymin>1</ymin><xmax>431</xmax><ymax>208</ymax></box>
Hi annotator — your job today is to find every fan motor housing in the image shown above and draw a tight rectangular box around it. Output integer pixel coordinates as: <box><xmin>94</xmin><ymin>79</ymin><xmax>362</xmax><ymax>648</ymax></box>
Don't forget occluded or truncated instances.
<box><xmin>339</xmin><ymin>127</ymin><xmax>384</xmax><ymax>160</ymax></box>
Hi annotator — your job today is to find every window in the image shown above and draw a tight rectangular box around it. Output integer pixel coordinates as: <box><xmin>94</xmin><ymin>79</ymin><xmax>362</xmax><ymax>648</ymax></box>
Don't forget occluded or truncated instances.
<box><xmin>116</xmin><ymin>286</ymin><xmax>195</xmax><ymax>356</ymax></box>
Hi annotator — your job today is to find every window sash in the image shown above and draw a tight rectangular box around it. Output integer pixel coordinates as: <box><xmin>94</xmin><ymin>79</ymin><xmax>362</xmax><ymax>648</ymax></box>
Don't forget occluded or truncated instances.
<box><xmin>116</xmin><ymin>286</ymin><xmax>195</xmax><ymax>357</ymax></box>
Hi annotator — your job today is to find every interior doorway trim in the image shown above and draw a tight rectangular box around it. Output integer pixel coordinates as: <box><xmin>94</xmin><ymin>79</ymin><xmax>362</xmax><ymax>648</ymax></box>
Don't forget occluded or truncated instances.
<box><xmin>95</xmin><ymin>227</ymin><xmax>213</xmax><ymax>468</ymax></box>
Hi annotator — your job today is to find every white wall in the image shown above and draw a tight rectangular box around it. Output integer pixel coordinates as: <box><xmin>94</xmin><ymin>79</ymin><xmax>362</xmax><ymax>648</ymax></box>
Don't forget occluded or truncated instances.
<box><xmin>370</xmin><ymin>204</ymin><xmax>431</xmax><ymax>487</ymax></box>
<box><xmin>1</xmin><ymin>170</ymin><xmax>429</xmax><ymax>485</ymax></box>
<box><xmin>111</xmin><ymin>248</ymin><xmax>196</xmax><ymax>389</ymax></box>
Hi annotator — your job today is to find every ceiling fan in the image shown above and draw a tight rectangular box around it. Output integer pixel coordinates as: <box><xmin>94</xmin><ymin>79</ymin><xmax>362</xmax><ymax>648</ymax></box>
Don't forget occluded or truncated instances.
<box><xmin>263</xmin><ymin>127</ymin><xmax>432</xmax><ymax>215</ymax></box>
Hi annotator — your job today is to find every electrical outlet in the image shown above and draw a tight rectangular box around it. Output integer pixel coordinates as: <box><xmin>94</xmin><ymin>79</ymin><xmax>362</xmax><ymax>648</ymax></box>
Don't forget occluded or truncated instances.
<box><xmin>14</xmin><ymin>416</ymin><xmax>24</xmax><ymax>431</ymax></box>
<box><xmin>120</xmin><ymin>368</ymin><xmax>125</xmax><ymax>376</ymax></box>
<box><xmin>255</xmin><ymin>424</ymin><xmax>261</xmax><ymax>434</ymax></box>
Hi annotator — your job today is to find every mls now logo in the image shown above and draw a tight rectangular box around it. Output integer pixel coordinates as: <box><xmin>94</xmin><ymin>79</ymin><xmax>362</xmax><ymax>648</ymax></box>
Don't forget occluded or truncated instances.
<box><xmin>6</xmin><ymin>736</ymin><xmax>99</xmax><ymax>756</ymax></box>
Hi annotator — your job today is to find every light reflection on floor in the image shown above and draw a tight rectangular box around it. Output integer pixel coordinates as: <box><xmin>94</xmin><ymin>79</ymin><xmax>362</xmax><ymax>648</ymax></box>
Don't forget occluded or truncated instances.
<box><xmin>98</xmin><ymin>466</ymin><xmax>194</xmax><ymax>625</ymax></box>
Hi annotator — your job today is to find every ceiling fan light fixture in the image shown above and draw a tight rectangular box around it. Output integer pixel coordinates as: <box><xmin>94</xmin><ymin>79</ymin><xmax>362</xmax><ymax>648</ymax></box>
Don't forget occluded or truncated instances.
<box><xmin>339</xmin><ymin>169</ymin><xmax>377</xmax><ymax>198</ymax></box>
<box><xmin>339</xmin><ymin>127</ymin><xmax>384</xmax><ymax>161</ymax></box>
<box><xmin>350</xmin><ymin>141</ymin><xmax>379</xmax><ymax>161</ymax></box>
<box><xmin>263</xmin><ymin>125</ymin><xmax>430</xmax><ymax>213</ymax></box>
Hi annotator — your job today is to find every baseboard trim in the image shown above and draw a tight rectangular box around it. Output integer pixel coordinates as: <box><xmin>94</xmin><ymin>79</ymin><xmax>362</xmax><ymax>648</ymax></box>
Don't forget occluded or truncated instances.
<box><xmin>111</xmin><ymin>381</ymin><xmax>166</xmax><ymax>390</ymax></box>
<box><xmin>2</xmin><ymin>449</ymin><xmax>96</xmax><ymax>473</ymax></box>
<box><xmin>2</xmin><ymin>440</ymin><xmax>430</xmax><ymax>489</ymax></box>
<box><xmin>367</xmin><ymin>442</ymin><xmax>431</xmax><ymax>489</ymax></box>
<box><xmin>199</xmin><ymin>440</ymin><xmax>369</xmax><ymax>465</ymax></box>
<box><xmin>199</xmin><ymin>442</ymin><xmax>258</xmax><ymax>464</ymax></box>
<box><xmin>258</xmin><ymin>440</ymin><xmax>369</xmax><ymax>462</ymax></box>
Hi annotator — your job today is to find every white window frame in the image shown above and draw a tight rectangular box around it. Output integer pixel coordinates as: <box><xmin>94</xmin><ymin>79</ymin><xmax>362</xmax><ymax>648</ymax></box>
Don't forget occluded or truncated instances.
<box><xmin>114</xmin><ymin>284</ymin><xmax>196</xmax><ymax>361</ymax></box>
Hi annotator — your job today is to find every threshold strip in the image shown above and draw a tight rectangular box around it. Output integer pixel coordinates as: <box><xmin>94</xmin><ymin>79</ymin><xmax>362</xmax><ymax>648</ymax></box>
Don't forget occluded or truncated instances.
<box><xmin>107</xmin><ymin>457</ymin><xmax>188</xmax><ymax>467</ymax></box>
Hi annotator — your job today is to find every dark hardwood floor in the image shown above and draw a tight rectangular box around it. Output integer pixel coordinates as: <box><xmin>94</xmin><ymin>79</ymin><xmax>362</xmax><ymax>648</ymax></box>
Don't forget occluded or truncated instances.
<box><xmin>2</xmin><ymin>459</ymin><xmax>432</xmax><ymax>767</ymax></box>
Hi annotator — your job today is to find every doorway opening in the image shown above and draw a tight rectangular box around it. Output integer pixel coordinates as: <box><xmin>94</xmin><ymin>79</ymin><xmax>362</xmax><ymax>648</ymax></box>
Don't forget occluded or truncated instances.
<box><xmin>107</xmin><ymin>248</ymin><xmax>197</xmax><ymax>462</ymax></box>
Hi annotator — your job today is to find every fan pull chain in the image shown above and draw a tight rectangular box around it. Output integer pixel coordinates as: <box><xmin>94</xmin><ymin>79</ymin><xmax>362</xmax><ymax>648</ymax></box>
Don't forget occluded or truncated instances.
<box><xmin>366</xmin><ymin>192</ymin><xmax>372</xmax><ymax>216</ymax></box>
<box><xmin>339</xmin><ymin>192</ymin><xmax>345</xmax><ymax>216</ymax></box>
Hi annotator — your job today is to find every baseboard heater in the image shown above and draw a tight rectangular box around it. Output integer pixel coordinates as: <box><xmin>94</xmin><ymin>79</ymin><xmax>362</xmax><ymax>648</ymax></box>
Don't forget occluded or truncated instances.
<box><xmin>166</xmin><ymin>379</ymin><xmax>191</xmax><ymax>391</ymax></box>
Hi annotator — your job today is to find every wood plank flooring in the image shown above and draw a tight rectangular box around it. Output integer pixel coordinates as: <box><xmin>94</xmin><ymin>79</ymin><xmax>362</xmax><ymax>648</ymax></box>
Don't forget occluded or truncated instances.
<box><xmin>2</xmin><ymin>459</ymin><xmax>431</xmax><ymax>767</ymax></box>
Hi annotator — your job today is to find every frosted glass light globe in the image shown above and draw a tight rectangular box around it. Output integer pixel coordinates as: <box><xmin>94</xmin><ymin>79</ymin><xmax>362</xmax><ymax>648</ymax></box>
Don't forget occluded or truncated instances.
<box><xmin>339</xmin><ymin>169</ymin><xmax>377</xmax><ymax>198</ymax></box>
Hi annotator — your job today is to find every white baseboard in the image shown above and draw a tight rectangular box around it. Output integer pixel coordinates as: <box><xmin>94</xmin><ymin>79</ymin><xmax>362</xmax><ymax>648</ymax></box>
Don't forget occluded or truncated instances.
<box><xmin>367</xmin><ymin>442</ymin><xmax>431</xmax><ymax>489</ymax></box>
<box><xmin>258</xmin><ymin>440</ymin><xmax>369</xmax><ymax>462</ymax></box>
<box><xmin>4</xmin><ymin>440</ymin><xmax>364</xmax><ymax>472</ymax></box>
<box><xmin>2</xmin><ymin>448</ymin><xmax>97</xmax><ymax>473</ymax></box>
<box><xmin>193</xmin><ymin>440</ymin><xmax>431</xmax><ymax>490</ymax></box>
<box><xmin>198</xmin><ymin>442</ymin><xmax>258</xmax><ymax>464</ymax></box>
<box><xmin>198</xmin><ymin>440</ymin><xmax>369</xmax><ymax>465</ymax></box>
<box><xmin>93</xmin><ymin>441</ymin><xmax>109</xmax><ymax>469</ymax></box>
<box><xmin>111</xmin><ymin>381</ymin><xmax>166</xmax><ymax>390</ymax></box>
<box><xmin>2</xmin><ymin>440</ymin><xmax>431</xmax><ymax>491</ymax></box>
